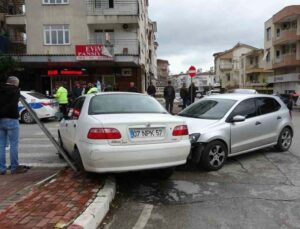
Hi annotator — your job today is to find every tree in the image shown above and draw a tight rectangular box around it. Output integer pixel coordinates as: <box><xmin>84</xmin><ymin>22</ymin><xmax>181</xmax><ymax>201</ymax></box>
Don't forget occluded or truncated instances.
<box><xmin>0</xmin><ymin>54</ymin><xmax>18</xmax><ymax>83</ymax></box>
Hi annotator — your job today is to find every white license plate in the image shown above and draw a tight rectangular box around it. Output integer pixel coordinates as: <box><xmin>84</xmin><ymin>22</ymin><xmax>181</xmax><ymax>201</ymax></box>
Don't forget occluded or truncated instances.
<box><xmin>130</xmin><ymin>128</ymin><xmax>164</xmax><ymax>139</ymax></box>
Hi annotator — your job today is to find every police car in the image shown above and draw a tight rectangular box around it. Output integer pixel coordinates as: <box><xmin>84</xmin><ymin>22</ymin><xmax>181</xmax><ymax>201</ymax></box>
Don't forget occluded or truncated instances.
<box><xmin>19</xmin><ymin>91</ymin><xmax>59</xmax><ymax>124</ymax></box>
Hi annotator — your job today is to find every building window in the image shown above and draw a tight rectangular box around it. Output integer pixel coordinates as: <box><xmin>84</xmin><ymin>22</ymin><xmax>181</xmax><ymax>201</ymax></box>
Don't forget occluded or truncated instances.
<box><xmin>43</xmin><ymin>0</ymin><xmax>69</xmax><ymax>4</ymax></box>
<box><xmin>109</xmin><ymin>0</ymin><xmax>114</xmax><ymax>8</ymax></box>
<box><xmin>93</xmin><ymin>30</ymin><xmax>114</xmax><ymax>44</ymax></box>
<box><xmin>44</xmin><ymin>25</ymin><xmax>70</xmax><ymax>45</ymax></box>
<box><xmin>226</xmin><ymin>73</ymin><xmax>230</xmax><ymax>81</ymax></box>
<box><xmin>266</xmin><ymin>27</ymin><xmax>271</xmax><ymax>41</ymax></box>
<box><xmin>266</xmin><ymin>49</ymin><xmax>270</xmax><ymax>62</ymax></box>
<box><xmin>94</xmin><ymin>0</ymin><xmax>101</xmax><ymax>8</ymax></box>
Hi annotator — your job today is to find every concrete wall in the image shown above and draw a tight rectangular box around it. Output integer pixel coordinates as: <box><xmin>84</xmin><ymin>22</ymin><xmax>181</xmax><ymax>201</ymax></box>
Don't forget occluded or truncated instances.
<box><xmin>264</xmin><ymin>18</ymin><xmax>274</xmax><ymax>70</ymax></box>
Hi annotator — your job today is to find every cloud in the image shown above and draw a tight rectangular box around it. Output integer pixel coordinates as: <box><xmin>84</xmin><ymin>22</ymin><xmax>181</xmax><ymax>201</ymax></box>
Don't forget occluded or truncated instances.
<box><xmin>149</xmin><ymin>0</ymin><xmax>300</xmax><ymax>73</ymax></box>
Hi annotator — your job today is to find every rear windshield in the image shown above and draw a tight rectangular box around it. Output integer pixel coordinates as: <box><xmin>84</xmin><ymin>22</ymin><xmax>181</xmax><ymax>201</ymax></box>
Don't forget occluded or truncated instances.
<box><xmin>178</xmin><ymin>99</ymin><xmax>237</xmax><ymax>120</ymax></box>
<box><xmin>27</xmin><ymin>92</ymin><xmax>47</xmax><ymax>99</ymax></box>
<box><xmin>89</xmin><ymin>94</ymin><xmax>167</xmax><ymax>114</ymax></box>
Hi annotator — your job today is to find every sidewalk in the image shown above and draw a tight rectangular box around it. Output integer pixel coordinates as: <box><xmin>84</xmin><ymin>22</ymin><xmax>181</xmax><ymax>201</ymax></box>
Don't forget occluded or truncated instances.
<box><xmin>0</xmin><ymin>169</ymin><xmax>104</xmax><ymax>229</ymax></box>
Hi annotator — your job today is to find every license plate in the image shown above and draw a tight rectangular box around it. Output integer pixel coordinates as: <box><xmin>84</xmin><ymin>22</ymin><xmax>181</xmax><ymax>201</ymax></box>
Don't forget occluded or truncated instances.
<box><xmin>130</xmin><ymin>128</ymin><xmax>164</xmax><ymax>139</ymax></box>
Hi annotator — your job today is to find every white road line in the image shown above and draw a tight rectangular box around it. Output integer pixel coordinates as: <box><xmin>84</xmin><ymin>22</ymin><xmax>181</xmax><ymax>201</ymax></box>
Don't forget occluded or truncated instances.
<box><xmin>7</xmin><ymin>152</ymin><xmax>57</xmax><ymax>158</ymax></box>
<box><xmin>18</xmin><ymin>144</ymin><xmax>53</xmax><ymax>148</ymax></box>
<box><xmin>22</xmin><ymin>163</ymin><xmax>67</xmax><ymax>168</ymax></box>
<box><xmin>20</xmin><ymin>138</ymin><xmax>49</xmax><ymax>141</ymax></box>
<box><xmin>132</xmin><ymin>204</ymin><xmax>154</xmax><ymax>229</ymax></box>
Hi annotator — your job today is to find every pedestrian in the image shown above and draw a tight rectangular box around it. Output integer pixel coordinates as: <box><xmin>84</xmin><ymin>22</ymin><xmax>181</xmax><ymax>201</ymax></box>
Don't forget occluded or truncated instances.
<box><xmin>188</xmin><ymin>83</ymin><xmax>198</xmax><ymax>104</ymax></box>
<box><xmin>86</xmin><ymin>82</ymin><xmax>98</xmax><ymax>94</ymax></box>
<box><xmin>292</xmin><ymin>90</ymin><xmax>299</xmax><ymax>106</ymax></box>
<box><xmin>54</xmin><ymin>83</ymin><xmax>68</xmax><ymax>117</ymax></box>
<box><xmin>0</xmin><ymin>76</ymin><xmax>28</xmax><ymax>175</ymax></box>
<box><xmin>180</xmin><ymin>83</ymin><xmax>189</xmax><ymax>109</ymax></box>
<box><xmin>164</xmin><ymin>80</ymin><xmax>175</xmax><ymax>114</ymax></box>
<box><xmin>128</xmin><ymin>82</ymin><xmax>138</xmax><ymax>93</ymax></box>
<box><xmin>287</xmin><ymin>94</ymin><xmax>293</xmax><ymax>117</ymax></box>
<box><xmin>72</xmin><ymin>82</ymin><xmax>82</xmax><ymax>99</ymax></box>
<box><xmin>147</xmin><ymin>82</ymin><xmax>156</xmax><ymax>97</ymax></box>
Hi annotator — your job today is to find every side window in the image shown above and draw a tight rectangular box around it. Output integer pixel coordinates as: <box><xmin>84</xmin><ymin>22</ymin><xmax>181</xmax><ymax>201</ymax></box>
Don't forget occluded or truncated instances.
<box><xmin>256</xmin><ymin>98</ymin><xmax>281</xmax><ymax>115</ymax></box>
<box><xmin>229</xmin><ymin>99</ymin><xmax>257</xmax><ymax>119</ymax></box>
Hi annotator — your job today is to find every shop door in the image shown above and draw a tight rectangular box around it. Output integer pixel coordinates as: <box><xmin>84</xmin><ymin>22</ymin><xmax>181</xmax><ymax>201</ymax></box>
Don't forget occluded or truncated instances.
<box><xmin>103</xmin><ymin>75</ymin><xmax>115</xmax><ymax>90</ymax></box>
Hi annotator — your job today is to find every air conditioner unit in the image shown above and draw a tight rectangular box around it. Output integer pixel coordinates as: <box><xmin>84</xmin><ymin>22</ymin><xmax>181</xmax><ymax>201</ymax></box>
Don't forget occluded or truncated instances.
<box><xmin>122</xmin><ymin>24</ymin><xmax>129</xmax><ymax>30</ymax></box>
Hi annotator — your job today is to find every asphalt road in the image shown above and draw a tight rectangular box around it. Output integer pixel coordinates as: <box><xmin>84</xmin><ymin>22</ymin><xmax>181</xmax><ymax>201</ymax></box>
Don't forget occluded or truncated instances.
<box><xmin>102</xmin><ymin>112</ymin><xmax>300</xmax><ymax>229</ymax></box>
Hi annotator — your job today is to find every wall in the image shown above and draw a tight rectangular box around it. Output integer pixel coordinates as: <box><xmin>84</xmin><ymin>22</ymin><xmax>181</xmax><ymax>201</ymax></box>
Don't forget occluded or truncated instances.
<box><xmin>264</xmin><ymin>18</ymin><xmax>274</xmax><ymax>70</ymax></box>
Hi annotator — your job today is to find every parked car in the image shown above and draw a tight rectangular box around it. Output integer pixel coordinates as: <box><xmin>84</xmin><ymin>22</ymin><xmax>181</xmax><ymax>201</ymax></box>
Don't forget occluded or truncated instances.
<box><xmin>19</xmin><ymin>91</ymin><xmax>59</xmax><ymax>124</ymax></box>
<box><xmin>178</xmin><ymin>94</ymin><xmax>293</xmax><ymax>171</ymax></box>
<box><xmin>231</xmin><ymin>89</ymin><xmax>258</xmax><ymax>94</ymax></box>
<box><xmin>58</xmin><ymin>92</ymin><xmax>191</xmax><ymax>178</ymax></box>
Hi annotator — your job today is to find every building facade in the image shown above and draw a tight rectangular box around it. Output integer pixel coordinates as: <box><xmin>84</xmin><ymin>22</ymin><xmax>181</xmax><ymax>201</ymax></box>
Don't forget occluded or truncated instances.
<box><xmin>5</xmin><ymin>0</ymin><xmax>157</xmax><ymax>93</ymax></box>
<box><xmin>265</xmin><ymin>5</ymin><xmax>300</xmax><ymax>98</ymax></box>
<box><xmin>214</xmin><ymin>43</ymin><xmax>258</xmax><ymax>90</ymax></box>
<box><xmin>157</xmin><ymin>59</ymin><xmax>169</xmax><ymax>87</ymax></box>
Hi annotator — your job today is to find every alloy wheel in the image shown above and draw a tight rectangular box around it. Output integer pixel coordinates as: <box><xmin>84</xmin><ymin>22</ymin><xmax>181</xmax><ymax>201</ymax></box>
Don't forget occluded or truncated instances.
<box><xmin>208</xmin><ymin>145</ymin><xmax>226</xmax><ymax>167</ymax></box>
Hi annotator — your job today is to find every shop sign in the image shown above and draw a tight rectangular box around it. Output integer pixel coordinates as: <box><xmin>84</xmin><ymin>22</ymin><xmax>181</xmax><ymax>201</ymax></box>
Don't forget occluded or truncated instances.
<box><xmin>75</xmin><ymin>45</ymin><xmax>113</xmax><ymax>61</ymax></box>
<box><xmin>47</xmin><ymin>70</ymin><xmax>83</xmax><ymax>76</ymax></box>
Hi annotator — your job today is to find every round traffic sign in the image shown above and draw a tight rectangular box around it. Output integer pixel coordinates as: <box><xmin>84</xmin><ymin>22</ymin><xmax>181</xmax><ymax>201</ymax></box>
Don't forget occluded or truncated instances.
<box><xmin>188</xmin><ymin>66</ymin><xmax>197</xmax><ymax>78</ymax></box>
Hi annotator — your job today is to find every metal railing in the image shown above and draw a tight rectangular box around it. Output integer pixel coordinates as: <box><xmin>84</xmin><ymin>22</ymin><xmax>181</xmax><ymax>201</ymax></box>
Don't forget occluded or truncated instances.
<box><xmin>86</xmin><ymin>0</ymin><xmax>138</xmax><ymax>15</ymax></box>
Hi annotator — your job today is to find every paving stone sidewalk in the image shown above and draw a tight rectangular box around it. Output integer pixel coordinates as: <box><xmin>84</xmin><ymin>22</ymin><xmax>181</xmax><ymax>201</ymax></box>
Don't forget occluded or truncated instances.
<box><xmin>0</xmin><ymin>169</ymin><xmax>103</xmax><ymax>229</ymax></box>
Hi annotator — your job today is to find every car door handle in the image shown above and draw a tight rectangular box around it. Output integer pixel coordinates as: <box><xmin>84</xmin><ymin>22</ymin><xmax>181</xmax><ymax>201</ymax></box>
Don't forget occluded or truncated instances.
<box><xmin>255</xmin><ymin>121</ymin><xmax>261</xmax><ymax>126</ymax></box>
<box><xmin>277</xmin><ymin>116</ymin><xmax>282</xmax><ymax>120</ymax></box>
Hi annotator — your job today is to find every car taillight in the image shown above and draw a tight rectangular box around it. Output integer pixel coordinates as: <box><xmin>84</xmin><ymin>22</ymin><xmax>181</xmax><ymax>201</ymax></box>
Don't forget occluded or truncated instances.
<box><xmin>87</xmin><ymin>128</ymin><xmax>122</xmax><ymax>139</ymax></box>
<box><xmin>172</xmin><ymin>125</ymin><xmax>189</xmax><ymax>136</ymax></box>
<box><xmin>73</xmin><ymin>109</ymin><xmax>81</xmax><ymax>119</ymax></box>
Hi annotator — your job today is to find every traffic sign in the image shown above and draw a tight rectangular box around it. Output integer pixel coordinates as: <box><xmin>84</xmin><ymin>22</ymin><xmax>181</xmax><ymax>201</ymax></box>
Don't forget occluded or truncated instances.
<box><xmin>188</xmin><ymin>66</ymin><xmax>197</xmax><ymax>78</ymax></box>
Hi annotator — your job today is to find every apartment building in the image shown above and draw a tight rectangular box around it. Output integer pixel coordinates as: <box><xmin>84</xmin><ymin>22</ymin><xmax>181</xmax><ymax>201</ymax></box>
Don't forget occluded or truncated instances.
<box><xmin>214</xmin><ymin>43</ymin><xmax>257</xmax><ymax>90</ymax></box>
<box><xmin>5</xmin><ymin>0</ymin><xmax>157</xmax><ymax>93</ymax></box>
<box><xmin>157</xmin><ymin>59</ymin><xmax>169</xmax><ymax>86</ymax></box>
<box><xmin>240</xmin><ymin>49</ymin><xmax>273</xmax><ymax>93</ymax></box>
<box><xmin>265</xmin><ymin>5</ymin><xmax>300</xmax><ymax>96</ymax></box>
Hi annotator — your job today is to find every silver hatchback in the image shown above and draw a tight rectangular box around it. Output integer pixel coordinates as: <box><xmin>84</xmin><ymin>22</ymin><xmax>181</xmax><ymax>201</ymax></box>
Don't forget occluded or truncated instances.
<box><xmin>178</xmin><ymin>94</ymin><xmax>293</xmax><ymax>171</ymax></box>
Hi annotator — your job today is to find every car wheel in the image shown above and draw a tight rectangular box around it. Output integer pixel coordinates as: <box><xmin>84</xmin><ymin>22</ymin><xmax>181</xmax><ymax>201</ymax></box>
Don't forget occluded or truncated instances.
<box><xmin>72</xmin><ymin>147</ymin><xmax>84</xmax><ymax>171</ymax></box>
<box><xmin>200</xmin><ymin>140</ymin><xmax>228</xmax><ymax>171</ymax></box>
<box><xmin>21</xmin><ymin>110</ymin><xmax>35</xmax><ymax>124</ymax></box>
<box><xmin>275</xmin><ymin>127</ymin><xmax>293</xmax><ymax>152</ymax></box>
<box><xmin>152</xmin><ymin>167</ymin><xmax>174</xmax><ymax>180</ymax></box>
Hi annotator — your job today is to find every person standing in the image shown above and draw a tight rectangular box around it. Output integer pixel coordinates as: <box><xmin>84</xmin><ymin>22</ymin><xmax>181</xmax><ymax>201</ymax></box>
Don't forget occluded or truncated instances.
<box><xmin>0</xmin><ymin>76</ymin><xmax>27</xmax><ymax>175</ymax></box>
<box><xmin>164</xmin><ymin>80</ymin><xmax>175</xmax><ymax>114</ymax></box>
<box><xmin>128</xmin><ymin>82</ymin><xmax>138</xmax><ymax>93</ymax></box>
<box><xmin>292</xmin><ymin>90</ymin><xmax>299</xmax><ymax>106</ymax></box>
<box><xmin>188</xmin><ymin>83</ymin><xmax>198</xmax><ymax>105</ymax></box>
<box><xmin>54</xmin><ymin>83</ymin><xmax>68</xmax><ymax>117</ymax></box>
<box><xmin>287</xmin><ymin>94</ymin><xmax>293</xmax><ymax>117</ymax></box>
<box><xmin>180</xmin><ymin>83</ymin><xmax>189</xmax><ymax>109</ymax></box>
<box><xmin>86</xmin><ymin>82</ymin><xmax>98</xmax><ymax>94</ymax></box>
<box><xmin>147</xmin><ymin>82</ymin><xmax>156</xmax><ymax>97</ymax></box>
<box><xmin>72</xmin><ymin>82</ymin><xmax>82</xmax><ymax>99</ymax></box>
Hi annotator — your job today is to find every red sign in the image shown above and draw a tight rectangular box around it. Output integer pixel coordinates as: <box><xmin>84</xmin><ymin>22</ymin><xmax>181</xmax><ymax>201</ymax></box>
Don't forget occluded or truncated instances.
<box><xmin>47</xmin><ymin>70</ymin><xmax>83</xmax><ymax>76</ymax></box>
<box><xmin>188</xmin><ymin>66</ymin><xmax>197</xmax><ymax>78</ymax></box>
<box><xmin>75</xmin><ymin>45</ymin><xmax>113</xmax><ymax>61</ymax></box>
<box><xmin>48</xmin><ymin>70</ymin><xmax>58</xmax><ymax>76</ymax></box>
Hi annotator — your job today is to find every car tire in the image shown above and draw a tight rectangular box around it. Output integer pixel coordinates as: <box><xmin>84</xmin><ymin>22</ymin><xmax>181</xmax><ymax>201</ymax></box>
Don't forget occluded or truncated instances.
<box><xmin>275</xmin><ymin>127</ymin><xmax>293</xmax><ymax>152</ymax></box>
<box><xmin>152</xmin><ymin>167</ymin><xmax>174</xmax><ymax>180</ymax></box>
<box><xmin>200</xmin><ymin>140</ymin><xmax>228</xmax><ymax>171</ymax></box>
<box><xmin>21</xmin><ymin>110</ymin><xmax>35</xmax><ymax>124</ymax></box>
<box><xmin>72</xmin><ymin>147</ymin><xmax>84</xmax><ymax>171</ymax></box>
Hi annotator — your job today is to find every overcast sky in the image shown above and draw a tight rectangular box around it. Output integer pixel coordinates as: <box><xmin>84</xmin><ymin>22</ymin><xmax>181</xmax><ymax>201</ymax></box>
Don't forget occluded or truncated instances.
<box><xmin>149</xmin><ymin>0</ymin><xmax>300</xmax><ymax>74</ymax></box>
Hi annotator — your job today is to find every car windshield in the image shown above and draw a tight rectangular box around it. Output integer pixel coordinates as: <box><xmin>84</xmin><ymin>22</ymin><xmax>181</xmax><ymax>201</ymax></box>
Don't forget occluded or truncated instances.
<box><xmin>89</xmin><ymin>94</ymin><xmax>167</xmax><ymax>114</ymax></box>
<box><xmin>178</xmin><ymin>99</ymin><xmax>237</xmax><ymax>120</ymax></box>
<box><xmin>27</xmin><ymin>92</ymin><xmax>47</xmax><ymax>99</ymax></box>
<box><xmin>232</xmin><ymin>89</ymin><xmax>257</xmax><ymax>94</ymax></box>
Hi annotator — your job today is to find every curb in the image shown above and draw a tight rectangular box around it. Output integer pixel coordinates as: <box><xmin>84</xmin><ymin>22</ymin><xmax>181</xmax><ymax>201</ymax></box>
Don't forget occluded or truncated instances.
<box><xmin>69</xmin><ymin>177</ymin><xmax>116</xmax><ymax>229</ymax></box>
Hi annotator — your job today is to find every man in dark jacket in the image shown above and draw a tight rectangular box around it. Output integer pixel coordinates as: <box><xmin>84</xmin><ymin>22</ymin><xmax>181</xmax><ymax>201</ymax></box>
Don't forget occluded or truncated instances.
<box><xmin>164</xmin><ymin>81</ymin><xmax>175</xmax><ymax>114</ymax></box>
<box><xmin>147</xmin><ymin>82</ymin><xmax>156</xmax><ymax>97</ymax></box>
<box><xmin>180</xmin><ymin>83</ymin><xmax>189</xmax><ymax>109</ymax></box>
<box><xmin>0</xmin><ymin>76</ymin><xmax>27</xmax><ymax>175</ymax></box>
<box><xmin>188</xmin><ymin>83</ymin><xmax>198</xmax><ymax>104</ymax></box>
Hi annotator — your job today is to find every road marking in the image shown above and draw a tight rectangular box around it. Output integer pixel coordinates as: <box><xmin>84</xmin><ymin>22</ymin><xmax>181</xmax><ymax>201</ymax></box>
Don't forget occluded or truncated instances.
<box><xmin>17</xmin><ymin>144</ymin><xmax>54</xmax><ymax>148</ymax></box>
<box><xmin>9</xmin><ymin>152</ymin><xmax>58</xmax><ymax>158</ymax></box>
<box><xmin>20</xmin><ymin>138</ymin><xmax>50</xmax><ymax>141</ymax></box>
<box><xmin>22</xmin><ymin>163</ymin><xmax>67</xmax><ymax>168</ymax></box>
<box><xmin>132</xmin><ymin>204</ymin><xmax>153</xmax><ymax>229</ymax></box>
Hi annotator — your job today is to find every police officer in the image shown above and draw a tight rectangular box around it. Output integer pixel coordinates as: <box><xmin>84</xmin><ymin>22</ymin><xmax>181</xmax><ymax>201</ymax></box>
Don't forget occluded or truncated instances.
<box><xmin>54</xmin><ymin>83</ymin><xmax>68</xmax><ymax>117</ymax></box>
<box><xmin>86</xmin><ymin>82</ymin><xmax>98</xmax><ymax>94</ymax></box>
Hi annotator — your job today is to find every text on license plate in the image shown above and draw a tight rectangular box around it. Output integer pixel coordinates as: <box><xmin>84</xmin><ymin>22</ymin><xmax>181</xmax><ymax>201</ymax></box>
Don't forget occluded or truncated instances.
<box><xmin>130</xmin><ymin>128</ymin><xmax>164</xmax><ymax>138</ymax></box>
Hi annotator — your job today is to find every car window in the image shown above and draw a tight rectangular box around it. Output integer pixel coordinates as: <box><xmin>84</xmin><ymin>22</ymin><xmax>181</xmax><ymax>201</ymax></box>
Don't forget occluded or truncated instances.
<box><xmin>27</xmin><ymin>92</ymin><xmax>47</xmax><ymax>99</ymax></box>
<box><xmin>178</xmin><ymin>99</ymin><xmax>237</xmax><ymax>120</ymax></box>
<box><xmin>256</xmin><ymin>97</ymin><xmax>281</xmax><ymax>115</ymax></box>
<box><xmin>89</xmin><ymin>94</ymin><xmax>166</xmax><ymax>114</ymax></box>
<box><xmin>229</xmin><ymin>99</ymin><xmax>257</xmax><ymax>119</ymax></box>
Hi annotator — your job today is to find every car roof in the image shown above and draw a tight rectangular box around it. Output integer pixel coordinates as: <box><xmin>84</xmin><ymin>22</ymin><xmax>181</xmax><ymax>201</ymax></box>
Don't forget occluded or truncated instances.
<box><xmin>82</xmin><ymin>92</ymin><xmax>147</xmax><ymax>97</ymax></box>
<box><xmin>204</xmin><ymin>93</ymin><xmax>278</xmax><ymax>102</ymax></box>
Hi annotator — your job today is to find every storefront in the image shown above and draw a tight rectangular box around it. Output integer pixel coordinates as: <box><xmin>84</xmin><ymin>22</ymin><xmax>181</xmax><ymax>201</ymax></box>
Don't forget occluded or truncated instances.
<box><xmin>268</xmin><ymin>73</ymin><xmax>300</xmax><ymax>95</ymax></box>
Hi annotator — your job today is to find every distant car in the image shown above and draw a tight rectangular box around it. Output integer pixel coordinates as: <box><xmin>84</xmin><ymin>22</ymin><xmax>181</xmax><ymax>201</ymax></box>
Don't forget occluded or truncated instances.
<box><xmin>231</xmin><ymin>89</ymin><xmax>258</xmax><ymax>94</ymax></box>
<box><xmin>58</xmin><ymin>92</ymin><xmax>191</xmax><ymax>178</ymax></box>
<box><xmin>178</xmin><ymin>94</ymin><xmax>293</xmax><ymax>171</ymax></box>
<box><xmin>19</xmin><ymin>91</ymin><xmax>59</xmax><ymax>124</ymax></box>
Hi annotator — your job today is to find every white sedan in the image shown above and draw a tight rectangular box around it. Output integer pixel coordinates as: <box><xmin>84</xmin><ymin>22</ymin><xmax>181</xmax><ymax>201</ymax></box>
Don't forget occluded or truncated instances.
<box><xmin>58</xmin><ymin>92</ymin><xmax>191</xmax><ymax>178</ymax></box>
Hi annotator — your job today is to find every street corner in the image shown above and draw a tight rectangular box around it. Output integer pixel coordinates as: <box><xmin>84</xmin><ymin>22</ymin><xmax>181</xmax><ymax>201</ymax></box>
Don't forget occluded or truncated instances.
<box><xmin>0</xmin><ymin>168</ymin><xmax>115</xmax><ymax>229</ymax></box>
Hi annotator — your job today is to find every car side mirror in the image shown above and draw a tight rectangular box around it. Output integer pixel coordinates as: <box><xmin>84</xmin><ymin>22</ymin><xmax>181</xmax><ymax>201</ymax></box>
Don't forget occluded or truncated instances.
<box><xmin>232</xmin><ymin>115</ymin><xmax>246</xmax><ymax>123</ymax></box>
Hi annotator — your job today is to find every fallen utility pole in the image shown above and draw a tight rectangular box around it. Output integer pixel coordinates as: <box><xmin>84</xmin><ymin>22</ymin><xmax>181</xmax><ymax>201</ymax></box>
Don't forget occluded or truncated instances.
<box><xmin>20</xmin><ymin>97</ymin><xmax>78</xmax><ymax>172</ymax></box>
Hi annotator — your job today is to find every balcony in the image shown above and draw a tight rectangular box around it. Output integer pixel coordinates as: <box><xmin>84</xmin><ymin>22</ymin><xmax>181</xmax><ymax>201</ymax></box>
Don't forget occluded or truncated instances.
<box><xmin>88</xmin><ymin>38</ymin><xmax>139</xmax><ymax>56</ymax></box>
<box><xmin>273</xmin><ymin>54</ymin><xmax>300</xmax><ymax>69</ymax></box>
<box><xmin>219</xmin><ymin>62</ymin><xmax>232</xmax><ymax>70</ymax></box>
<box><xmin>273</xmin><ymin>30</ymin><xmax>300</xmax><ymax>46</ymax></box>
<box><xmin>245</xmin><ymin>82</ymin><xmax>267</xmax><ymax>87</ymax></box>
<box><xmin>0</xmin><ymin>35</ymin><xmax>26</xmax><ymax>54</ymax></box>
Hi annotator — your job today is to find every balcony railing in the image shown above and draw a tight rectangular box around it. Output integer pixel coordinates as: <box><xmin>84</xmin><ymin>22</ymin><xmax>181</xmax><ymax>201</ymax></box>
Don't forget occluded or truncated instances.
<box><xmin>273</xmin><ymin>54</ymin><xmax>300</xmax><ymax>68</ymax></box>
<box><xmin>273</xmin><ymin>30</ymin><xmax>300</xmax><ymax>45</ymax></box>
<box><xmin>86</xmin><ymin>0</ymin><xmax>138</xmax><ymax>16</ymax></box>
<box><xmin>220</xmin><ymin>63</ymin><xmax>232</xmax><ymax>70</ymax></box>
<box><xmin>88</xmin><ymin>38</ymin><xmax>139</xmax><ymax>55</ymax></box>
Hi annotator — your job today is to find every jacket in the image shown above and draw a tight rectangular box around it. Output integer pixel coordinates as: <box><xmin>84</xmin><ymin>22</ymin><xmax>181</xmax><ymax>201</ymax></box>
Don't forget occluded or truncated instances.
<box><xmin>164</xmin><ymin>85</ymin><xmax>175</xmax><ymax>100</ymax></box>
<box><xmin>0</xmin><ymin>83</ymin><xmax>20</xmax><ymax>119</ymax></box>
<box><xmin>180</xmin><ymin>87</ymin><xmax>189</xmax><ymax>99</ymax></box>
<box><xmin>54</xmin><ymin>86</ymin><xmax>68</xmax><ymax>104</ymax></box>
<box><xmin>87</xmin><ymin>87</ymin><xmax>98</xmax><ymax>94</ymax></box>
<box><xmin>147</xmin><ymin>85</ymin><xmax>156</xmax><ymax>96</ymax></box>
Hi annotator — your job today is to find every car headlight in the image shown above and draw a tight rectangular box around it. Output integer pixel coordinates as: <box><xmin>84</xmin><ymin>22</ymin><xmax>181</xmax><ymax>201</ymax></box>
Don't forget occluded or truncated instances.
<box><xmin>189</xmin><ymin>133</ymin><xmax>200</xmax><ymax>144</ymax></box>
